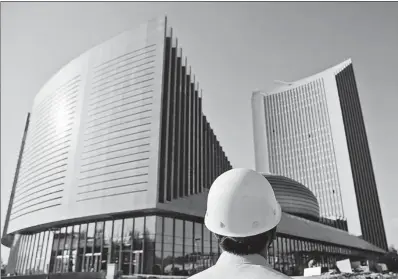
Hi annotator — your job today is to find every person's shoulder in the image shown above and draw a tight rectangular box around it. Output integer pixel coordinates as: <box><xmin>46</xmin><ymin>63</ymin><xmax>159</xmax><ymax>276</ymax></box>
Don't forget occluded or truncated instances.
<box><xmin>188</xmin><ymin>266</ymin><xmax>217</xmax><ymax>279</ymax></box>
<box><xmin>255</xmin><ymin>265</ymin><xmax>292</xmax><ymax>279</ymax></box>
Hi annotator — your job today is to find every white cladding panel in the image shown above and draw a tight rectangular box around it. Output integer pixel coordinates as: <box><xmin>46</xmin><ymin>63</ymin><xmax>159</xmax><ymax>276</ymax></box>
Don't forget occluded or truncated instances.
<box><xmin>8</xmin><ymin>17</ymin><xmax>166</xmax><ymax>234</ymax></box>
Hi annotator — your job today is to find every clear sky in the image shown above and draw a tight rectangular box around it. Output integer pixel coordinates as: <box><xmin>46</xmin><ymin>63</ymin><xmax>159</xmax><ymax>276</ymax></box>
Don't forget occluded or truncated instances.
<box><xmin>1</xmin><ymin>2</ymin><xmax>398</xmax><ymax>262</ymax></box>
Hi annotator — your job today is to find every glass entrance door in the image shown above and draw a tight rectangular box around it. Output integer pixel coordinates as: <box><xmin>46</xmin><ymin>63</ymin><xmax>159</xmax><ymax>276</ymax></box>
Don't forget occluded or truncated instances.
<box><xmin>84</xmin><ymin>253</ymin><xmax>101</xmax><ymax>272</ymax></box>
<box><xmin>133</xmin><ymin>250</ymin><xmax>143</xmax><ymax>274</ymax></box>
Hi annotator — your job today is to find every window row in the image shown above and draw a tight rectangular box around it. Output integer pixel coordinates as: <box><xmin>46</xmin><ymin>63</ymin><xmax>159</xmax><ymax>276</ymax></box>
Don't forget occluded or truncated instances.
<box><xmin>8</xmin><ymin>216</ymin><xmax>376</xmax><ymax>277</ymax></box>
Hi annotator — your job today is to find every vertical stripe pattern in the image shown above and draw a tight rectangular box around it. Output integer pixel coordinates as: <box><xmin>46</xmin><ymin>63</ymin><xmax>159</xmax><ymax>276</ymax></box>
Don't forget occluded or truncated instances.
<box><xmin>158</xmin><ymin>29</ymin><xmax>232</xmax><ymax>203</ymax></box>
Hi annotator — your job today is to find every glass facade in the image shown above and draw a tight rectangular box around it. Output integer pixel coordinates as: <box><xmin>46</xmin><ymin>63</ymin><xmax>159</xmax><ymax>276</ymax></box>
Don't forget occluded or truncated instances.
<box><xmin>9</xmin><ymin>215</ymin><xmax>220</xmax><ymax>276</ymax></box>
<box><xmin>9</xmin><ymin>214</ymin><xmax>380</xmax><ymax>277</ymax></box>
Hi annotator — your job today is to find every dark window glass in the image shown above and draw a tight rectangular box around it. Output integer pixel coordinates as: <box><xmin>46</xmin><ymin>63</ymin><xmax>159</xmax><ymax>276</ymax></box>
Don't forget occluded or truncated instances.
<box><xmin>174</xmin><ymin>219</ymin><xmax>184</xmax><ymax>274</ymax></box>
<box><xmin>62</xmin><ymin>226</ymin><xmax>73</xmax><ymax>273</ymax></box>
<box><xmin>282</xmin><ymin>237</ymin><xmax>287</xmax><ymax>274</ymax></box>
<box><xmin>28</xmin><ymin>234</ymin><xmax>38</xmax><ymax>274</ymax></box>
<box><xmin>154</xmin><ymin>216</ymin><xmax>163</xmax><ymax>275</ymax></box>
<box><xmin>17</xmin><ymin>235</ymin><xmax>25</xmax><ymax>272</ymax></box>
<box><xmin>54</xmin><ymin>227</ymin><xmax>67</xmax><ymax>273</ymax></box>
<box><xmin>21</xmin><ymin>235</ymin><xmax>31</xmax><ymax>274</ymax></box>
<box><xmin>22</xmin><ymin>235</ymin><xmax>31</xmax><ymax>274</ymax></box>
<box><xmin>91</xmin><ymin>222</ymin><xmax>104</xmax><ymax>272</ymax></box>
<box><xmin>71</xmin><ymin>225</ymin><xmax>80</xmax><ymax>272</ymax></box>
<box><xmin>33</xmin><ymin>232</ymin><xmax>44</xmax><ymax>274</ymax></box>
<box><xmin>276</xmin><ymin>237</ymin><xmax>282</xmax><ymax>273</ymax></box>
<box><xmin>84</xmin><ymin>223</ymin><xmax>96</xmax><ymax>272</ymax></box>
<box><xmin>163</xmin><ymin>218</ymin><xmax>173</xmax><ymax>275</ymax></box>
<box><xmin>284</xmin><ymin>238</ymin><xmax>291</xmax><ymax>275</ymax></box>
<box><xmin>77</xmin><ymin>224</ymin><xmax>87</xmax><ymax>272</ymax></box>
<box><xmin>133</xmin><ymin>217</ymin><xmax>144</xmax><ymax>274</ymax></box>
<box><xmin>14</xmin><ymin>235</ymin><xmax>23</xmax><ymax>273</ymax></box>
<box><xmin>44</xmin><ymin>232</ymin><xmax>54</xmax><ymax>274</ymax></box>
<box><xmin>184</xmin><ymin>221</ymin><xmax>194</xmax><ymax>273</ymax></box>
<box><xmin>49</xmin><ymin>230</ymin><xmax>60</xmax><ymax>273</ymax></box>
<box><xmin>102</xmin><ymin>221</ymin><xmax>113</xmax><ymax>273</ymax></box>
<box><xmin>211</xmin><ymin>231</ymin><xmax>218</xmax><ymax>265</ymax></box>
<box><xmin>121</xmin><ymin>218</ymin><xmax>133</xmax><ymax>275</ymax></box>
<box><xmin>203</xmin><ymin>225</ymin><xmax>211</xmax><ymax>269</ymax></box>
<box><xmin>146</xmin><ymin>216</ymin><xmax>156</xmax><ymax>236</ymax></box>
<box><xmin>32</xmin><ymin>233</ymin><xmax>42</xmax><ymax>273</ymax></box>
<box><xmin>111</xmin><ymin>220</ymin><xmax>123</xmax><ymax>267</ymax></box>
<box><xmin>38</xmin><ymin>232</ymin><xmax>49</xmax><ymax>273</ymax></box>
<box><xmin>268</xmin><ymin>237</ymin><xmax>275</xmax><ymax>267</ymax></box>
<box><xmin>143</xmin><ymin>216</ymin><xmax>156</xmax><ymax>275</ymax></box>
<box><xmin>193</xmin><ymin>223</ymin><xmax>202</xmax><ymax>274</ymax></box>
<box><xmin>25</xmin><ymin>234</ymin><xmax>34</xmax><ymax>274</ymax></box>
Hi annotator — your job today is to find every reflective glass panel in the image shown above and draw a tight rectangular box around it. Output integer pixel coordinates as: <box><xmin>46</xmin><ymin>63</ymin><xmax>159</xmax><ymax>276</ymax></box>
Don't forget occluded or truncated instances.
<box><xmin>70</xmin><ymin>225</ymin><xmax>80</xmax><ymax>272</ymax></box>
<box><xmin>211</xmin><ymin>231</ymin><xmax>218</xmax><ymax>265</ymax></box>
<box><xmin>29</xmin><ymin>234</ymin><xmax>39</xmax><ymax>273</ymax></box>
<box><xmin>203</xmin><ymin>225</ymin><xmax>211</xmax><ymax>268</ymax></box>
<box><xmin>54</xmin><ymin>227</ymin><xmax>66</xmax><ymax>273</ymax></box>
<box><xmin>34</xmin><ymin>232</ymin><xmax>45</xmax><ymax>273</ymax></box>
<box><xmin>49</xmin><ymin>230</ymin><xmax>60</xmax><ymax>273</ymax></box>
<box><xmin>63</xmin><ymin>226</ymin><xmax>73</xmax><ymax>273</ymax></box>
<box><xmin>121</xmin><ymin>218</ymin><xmax>133</xmax><ymax>275</ymax></box>
<box><xmin>111</xmin><ymin>220</ymin><xmax>123</xmax><ymax>266</ymax></box>
<box><xmin>134</xmin><ymin>217</ymin><xmax>144</xmax><ymax>251</ymax></box>
<box><xmin>102</xmin><ymin>221</ymin><xmax>113</xmax><ymax>273</ymax></box>
<box><xmin>143</xmin><ymin>216</ymin><xmax>156</xmax><ymax>275</ymax></box>
<box><xmin>77</xmin><ymin>224</ymin><xmax>87</xmax><ymax>272</ymax></box>
<box><xmin>163</xmin><ymin>218</ymin><xmax>173</xmax><ymax>275</ymax></box>
<box><xmin>20</xmin><ymin>235</ymin><xmax>30</xmax><ymax>274</ymax></box>
<box><xmin>44</xmin><ymin>232</ymin><xmax>54</xmax><ymax>274</ymax></box>
<box><xmin>193</xmin><ymin>223</ymin><xmax>202</xmax><ymax>274</ymax></box>
<box><xmin>15</xmin><ymin>235</ymin><xmax>24</xmax><ymax>273</ymax></box>
<box><xmin>146</xmin><ymin>215</ymin><xmax>156</xmax><ymax>236</ymax></box>
<box><xmin>174</xmin><ymin>219</ymin><xmax>184</xmax><ymax>274</ymax></box>
<box><xmin>92</xmin><ymin>222</ymin><xmax>104</xmax><ymax>272</ymax></box>
<box><xmin>184</xmin><ymin>221</ymin><xmax>193</xmax><ymax>274</ymax></box>
<box><xmin>132</xmin><ymin>217</ymin><xmax>144</xmax><ymax>274</ymax></box>
<box><xmin>25</xmin><ymin>234</ymin><xmax>35</xmax><ymax>274</ymax></box>
<box><xmin>154</xmin><ymin>216</ymin><xmax>163</xmax><ymax>275</ymax></box>
<box><xmin>85</xmin><ymin>223</ymin><xmax>95</xmax><ymax>272</ymax></box>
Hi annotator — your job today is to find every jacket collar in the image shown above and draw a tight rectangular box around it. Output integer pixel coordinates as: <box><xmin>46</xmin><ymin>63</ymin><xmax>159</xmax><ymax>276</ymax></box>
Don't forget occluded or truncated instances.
<box><xmin>216</xmin><ymin>252</ymin><xmax>268</xmax><ymax>266</ymax></box>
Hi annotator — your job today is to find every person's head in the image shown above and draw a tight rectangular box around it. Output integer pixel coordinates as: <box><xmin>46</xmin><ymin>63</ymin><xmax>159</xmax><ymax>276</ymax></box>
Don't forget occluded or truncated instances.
<box><xmin>204</xmin><ymin>168</ymin><xmax>281</xmax><ymax>256</ymax></box>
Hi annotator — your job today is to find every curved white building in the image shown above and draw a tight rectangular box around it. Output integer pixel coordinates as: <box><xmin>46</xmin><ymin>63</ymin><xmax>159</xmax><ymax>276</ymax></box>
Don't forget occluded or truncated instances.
<box><xmin>3</xmin><ymin>18</ymin><xmax>386</xmax><ymax>278</ymax></box>
<box><xmin>6</xmin><ymin>17</ymin><xmax>169</xmax><ymax>234</ymax></box>
<box><xmin>252</xmin><ymin>60</ymin><xmax>388</xmax><ymax>250</ymax></box>
<box><xmin>3</xmin><ymin>17</ymin><xmax>233</xmax><ymax>276</ymax></box>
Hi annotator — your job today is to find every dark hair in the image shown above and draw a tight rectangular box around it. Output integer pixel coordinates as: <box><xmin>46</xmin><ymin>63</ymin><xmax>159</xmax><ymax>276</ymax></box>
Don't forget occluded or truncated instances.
<box><xmin>216</xmin><ymin>227</ymin><xmax>277</xmax><ymax>255</ymax></box>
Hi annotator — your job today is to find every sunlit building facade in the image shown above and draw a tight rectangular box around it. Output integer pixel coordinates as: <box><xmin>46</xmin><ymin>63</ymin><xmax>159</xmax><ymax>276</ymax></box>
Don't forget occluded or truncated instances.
<box><xmin>2</xmin><ymin>17</ymin><xmax>232</xmax><ymax>276</ymax></box>
<box><xmin>252</xmin><ymin>60</ymin><xmax>388</xmax><ymax>250</ymax></box>
<box><xmin>3</xmin><ymin>18</ymin><xmax>386</xmax><ymax>278</ymax></box>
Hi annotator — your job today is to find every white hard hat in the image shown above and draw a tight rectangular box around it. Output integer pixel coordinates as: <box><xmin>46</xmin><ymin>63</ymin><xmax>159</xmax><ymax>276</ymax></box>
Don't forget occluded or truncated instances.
<box><xmin>204</xmin><ymin>168</ymin><xmax>282</xmax><ymax>237</ymax></box>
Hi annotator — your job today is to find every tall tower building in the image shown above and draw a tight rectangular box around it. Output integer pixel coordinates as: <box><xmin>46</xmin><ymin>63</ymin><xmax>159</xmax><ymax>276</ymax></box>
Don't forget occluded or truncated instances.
<box><xmin>252</xmin><ymin>59</ymin><xmax>388</xmax><ymax>250</ymax></box>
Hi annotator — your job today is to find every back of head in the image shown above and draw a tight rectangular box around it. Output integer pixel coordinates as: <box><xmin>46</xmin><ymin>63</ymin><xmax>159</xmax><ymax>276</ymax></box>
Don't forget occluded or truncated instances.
<box><xmin>205</xmin><ymin>168</ymin><xmax>281</xmax><ymax>254</ymax></box>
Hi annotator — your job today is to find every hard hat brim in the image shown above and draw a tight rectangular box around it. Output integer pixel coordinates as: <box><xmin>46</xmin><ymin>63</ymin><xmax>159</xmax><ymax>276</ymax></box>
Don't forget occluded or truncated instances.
<box><xmin>204</xmin><ymin>202</ymin><xmax>282</xmax><ymax>237</ymax></box>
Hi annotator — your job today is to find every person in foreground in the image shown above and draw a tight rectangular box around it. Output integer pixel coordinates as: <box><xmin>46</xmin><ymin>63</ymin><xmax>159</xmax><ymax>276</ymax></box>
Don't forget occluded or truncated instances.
<box><xmin>189</xmin><ymin>168</ymin><xmax>291</xmax><ymax>279</ymax></box>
